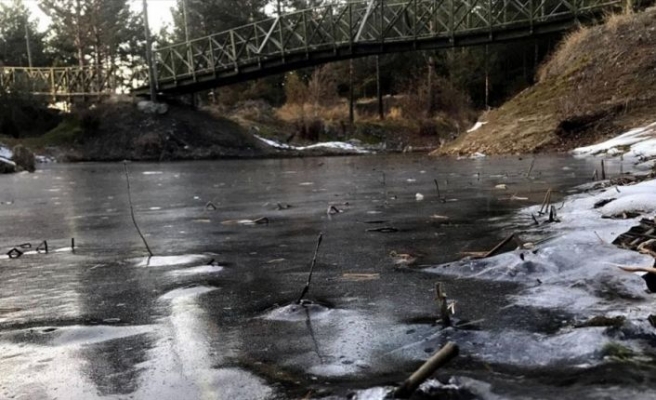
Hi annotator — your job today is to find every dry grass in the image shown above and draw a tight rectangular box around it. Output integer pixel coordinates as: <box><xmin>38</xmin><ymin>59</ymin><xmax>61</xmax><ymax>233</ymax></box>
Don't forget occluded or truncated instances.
<box><xmin>536</xmin><ymin>26</ymin><xmax>591</xmax><ymax>82</ymax></box>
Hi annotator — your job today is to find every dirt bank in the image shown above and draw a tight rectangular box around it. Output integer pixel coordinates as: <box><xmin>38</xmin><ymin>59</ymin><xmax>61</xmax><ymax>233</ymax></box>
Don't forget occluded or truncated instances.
<box><xmin>436</xmin><ymin>9</ymin><xmax>656</xmax><ymax>156</ymax></box>
<box><xmin>51</xmin><ymin>101</ymin><xmax>268</xmax><ymax>161</ymax></box>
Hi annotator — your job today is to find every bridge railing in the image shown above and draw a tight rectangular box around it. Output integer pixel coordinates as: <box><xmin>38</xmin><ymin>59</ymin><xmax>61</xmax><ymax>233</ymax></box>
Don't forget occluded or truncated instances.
<box><xmin>0</xmin><ymin>66</ymin><xmax>149</xmax><ymax>98</ymax></box>
<box><xmin>152</xmin><ymin>0</ymin><xmax>619</xmax><ymax>88</ymax></box>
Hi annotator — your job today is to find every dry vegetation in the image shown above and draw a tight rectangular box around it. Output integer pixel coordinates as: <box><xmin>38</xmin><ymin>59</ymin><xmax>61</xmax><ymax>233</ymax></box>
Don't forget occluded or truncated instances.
<box><xmin>232</xmin><ymin>65</ymin><xmax>476</xmax><ymax>150</ymax></box>
<box><xmin>438</xmin><ymin>8</ymin><xmax>656</xmax><ymax>155</ymax></box>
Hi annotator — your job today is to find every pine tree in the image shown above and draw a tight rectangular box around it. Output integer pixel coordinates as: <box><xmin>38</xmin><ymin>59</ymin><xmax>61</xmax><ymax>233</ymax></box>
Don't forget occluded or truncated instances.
<box><xmin>39</xmin><ymin>0</ymin><xmax>143</xmax><ymax>69</ymax></box>
<box><xmin>0</xmin><ymin>0</ymin><xmax>48</xmax><ymax>67</ymax></box>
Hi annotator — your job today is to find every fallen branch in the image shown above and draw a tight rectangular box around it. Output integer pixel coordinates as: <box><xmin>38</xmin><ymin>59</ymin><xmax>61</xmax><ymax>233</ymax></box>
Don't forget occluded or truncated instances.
<box><xmin>36</xmin><ymin>240</ymin><xmax>48</xmax><ymax>254</ymax></box>
<box><xmin>366</xmin><ymin>226</ymin><xmax>399</xmax><ymax>233</ymax></box>
<box><xmin>526</xmin><ymin>158</ymin><xmax>536</xmax><ymax>178</ymax></box>
<box><xmin>124</xmin><ymin>161</ymin><xmax>153</xmax><ymax>257</ymax></box>
<box><xmin>434</xmin><ymin>179</ymin><xmax>445</xmax><ymax>203</ymax></box>
<box><xmin>327</xmin><ymin>205</ymin><xmax>343</xmax><ymax>215</ymax></box>
<box><xmin>393</xmin><ymin>342</ymin><xmax>460</xmax><ymax>398</ymax></box>
<box><xmin>615</xmin><ymin>264</ymin><xmax>656</xmax><ymax>274</ymax></box>
<box><xmin>484</xmin><ymin>233</ymin><xmax>516</xmax><ymax>258</ymax></box>
<box><xmin>296</xmin><ymin>233</ymin><xmax>324</xmax><ymax>304</ymax></box>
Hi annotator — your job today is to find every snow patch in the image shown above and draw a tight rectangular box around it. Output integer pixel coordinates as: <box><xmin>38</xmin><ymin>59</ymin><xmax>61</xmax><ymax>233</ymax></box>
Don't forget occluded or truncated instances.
<box><xmin>253</xmin><ymin>134</ymin><xmax>369</xmax><ymax>154</ymax></box>
<box><xmin>573</xmin><ymin>121</ymin><xmax>656</xmax><ymax>163</ymax></box>
<box><xmin>600</xmin><ymin>193</ymin><xmax>656</xmax><ymax>217</ymax></box>
<box><xmin>0</xmin><ymin>144</ymin><xmax>13</xmax><ymax>160</ymax></box>
<box><xmin>467</xmin><ymin>121</ymin><xmax>488</xmax><ymax>133</ymax></box>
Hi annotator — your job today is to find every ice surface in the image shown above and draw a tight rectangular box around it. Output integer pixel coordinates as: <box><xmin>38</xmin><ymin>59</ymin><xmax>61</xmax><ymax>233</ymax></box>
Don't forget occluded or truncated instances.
<box><xmin>262</xmin><ymin>302</ymin><xmax>333</xmax><ymax>321</ymax></box>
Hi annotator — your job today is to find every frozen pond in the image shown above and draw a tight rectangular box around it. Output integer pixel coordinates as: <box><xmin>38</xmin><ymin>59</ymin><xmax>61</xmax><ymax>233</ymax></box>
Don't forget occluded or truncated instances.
<box><xmin>0</xmin><ymin>154</ymin><xmax>650</xmax><ymax>399</ymax></box>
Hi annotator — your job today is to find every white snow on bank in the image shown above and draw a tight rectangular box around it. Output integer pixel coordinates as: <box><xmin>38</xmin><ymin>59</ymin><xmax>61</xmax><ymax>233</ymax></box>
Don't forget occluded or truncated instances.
<box><xmin>0</xmin><ymin>144</ymin><xmax>13</xmax><ymax>160</ymax></box>
<box><xmin>253</xmin><ymin>134</ymin><xmax>369</xmax><ymax>154</ymax></box>
<box><xmin>467</xmin><ymin>121</ymin><xmax>488</xmax><ymax>133</ymax></box>
<box><xmin>457</xmin><ymin>151</ymin><xmax>486</xmax><ymax>160</ymax></box>
<box><xmin>573</xmin><ymin>121</ymin><xmax>656</xmax><ymax>163</ymax></box>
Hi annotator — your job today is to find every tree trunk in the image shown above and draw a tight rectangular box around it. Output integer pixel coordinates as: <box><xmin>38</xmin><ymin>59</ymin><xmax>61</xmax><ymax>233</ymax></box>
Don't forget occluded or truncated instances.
<box><xmin>349</xmin><ymin>59</ymin><xmax>355</xmax><ymax>125</ymax></box>
<box><xmin>376</xmin><ymin>55</ymin><xmax>384</xmax><ymax>120</ymax></box>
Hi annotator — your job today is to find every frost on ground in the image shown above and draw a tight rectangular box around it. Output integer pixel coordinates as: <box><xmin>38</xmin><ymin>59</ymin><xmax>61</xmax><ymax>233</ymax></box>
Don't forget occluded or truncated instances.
<box><xmin>427</xmin><ymin>124</ymin><xmax>656</xmax><ymax>369</ymax></box>
<box><xmin>253</xmin><ymin>134</ymin><xmax>370</xmax><ymax>154</ymax></box>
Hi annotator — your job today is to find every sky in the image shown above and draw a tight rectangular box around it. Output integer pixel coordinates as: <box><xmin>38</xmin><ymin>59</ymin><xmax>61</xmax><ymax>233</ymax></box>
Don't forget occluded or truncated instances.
<box><xmin>1</xmin><ymin>0</ymin><xmax>177</xmax><ymax>32</ymax></box>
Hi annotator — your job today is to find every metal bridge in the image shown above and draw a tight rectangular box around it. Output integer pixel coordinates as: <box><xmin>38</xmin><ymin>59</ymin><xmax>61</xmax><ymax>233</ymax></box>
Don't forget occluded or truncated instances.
<box><xmin>0</xmin><ymin>0</ymin><xmax>620</xmax><ymax>98</ymax></box>
<box><xmin>142</xmin><ymin>0</ymin><xmax>619</xmax><ymax>95</ymax></box>
<box><xmin>0</xmin><ymin>66</ymin><xmax>147</xmax><ymax>100</ymax></box>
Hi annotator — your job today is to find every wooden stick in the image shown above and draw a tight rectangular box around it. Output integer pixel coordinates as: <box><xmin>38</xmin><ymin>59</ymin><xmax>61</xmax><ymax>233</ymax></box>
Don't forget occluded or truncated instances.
<box><xmin>393</xmin><ymin>342</ymin><xmax>460</xmax><ymax>398</ymax></box>
<box><xmin>296</xmin><ymin>233</ymin><xmax>323</xmax><ymax>304</ymax></box>
<box><xmin>124</xmin><ymin>161</ymin><xmax>153</xmax><ymax>257</ymax></box>
<box><xmin>434</xmin><ymin>179</ymin><xmax>441</xmax><ymax>200</ymax></box>
<box><xmin>526</xmin><ymin>158</ymin><xmax>535</xmax><ymax>178</ymax></box>
<box><xmin>617</xmin><ymin>265</ymin><xmax>656</xmax><ymax>274</ymax></box>
<box><xmin>601</xmin><ymin>159</ymin><xmax>606</xmax><ymax>180</ymax></box>
<box><xmin>435</xmin><ymin>283</ymin><xmax>451</xmax><ymax>327</ymax></box>
<box><xmin>539</xmin><ymin>188</ymin><xmax>552</xmax><ymax>215</ymax></box>
<box><xmin>484</xmin><ymin>233</ymin><xmax>516</xmax><ymax>258</ymax></box>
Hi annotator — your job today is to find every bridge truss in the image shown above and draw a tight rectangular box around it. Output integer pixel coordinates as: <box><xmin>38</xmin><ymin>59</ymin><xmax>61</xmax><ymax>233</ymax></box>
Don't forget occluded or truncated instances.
<box><xmin>142</xmin><ymin>0</ymin><xmax>619</xmax><ymax>95</ymax></box>
<box><xmin>0</xmin><ymin>0</ymin><xmax>621</xmax><ymax>98</ymax></box>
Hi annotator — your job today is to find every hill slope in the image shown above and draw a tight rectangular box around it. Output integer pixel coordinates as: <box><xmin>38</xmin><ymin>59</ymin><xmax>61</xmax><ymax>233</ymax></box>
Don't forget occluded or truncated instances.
<box><xmin>437</xmin><ymin>9</ymin><xmax>656</xmax><ymax>155</ymax></box>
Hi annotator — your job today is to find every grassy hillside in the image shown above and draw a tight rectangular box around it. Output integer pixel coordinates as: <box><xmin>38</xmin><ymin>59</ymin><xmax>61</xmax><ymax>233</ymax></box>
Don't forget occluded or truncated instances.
<box><xmin>437</xmin><ymin>9</ymin><xmax>656</xmax><ymax>155</ymax></box>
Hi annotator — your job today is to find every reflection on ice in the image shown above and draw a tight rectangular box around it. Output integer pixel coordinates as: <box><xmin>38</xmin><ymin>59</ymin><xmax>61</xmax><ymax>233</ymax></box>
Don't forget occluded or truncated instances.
<box><xmin>167</xmin><ymin>265</ymin><xmax>224</xmax><ymax>277</ymax></box>
<box><xmin>141</xmin><ymin>282</ymin><xmax>274</xmax><ymax>400</ymax></box>
<box><xmin>159</xmin><ymin>285</ymin><xmax>217</xmax><ymax>301</ymax></box>
<box><xmin>135</xmin><ymin>254</ymin><xmax>209</xmax><ymax>267</ymax></box>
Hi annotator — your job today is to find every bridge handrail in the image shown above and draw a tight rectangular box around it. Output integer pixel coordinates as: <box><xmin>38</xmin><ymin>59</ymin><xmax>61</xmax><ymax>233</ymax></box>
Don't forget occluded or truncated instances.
<box><xmin>0</xmin><ymin>65</ymin><xmax>149</xmax><ymax>97</ymax></box>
